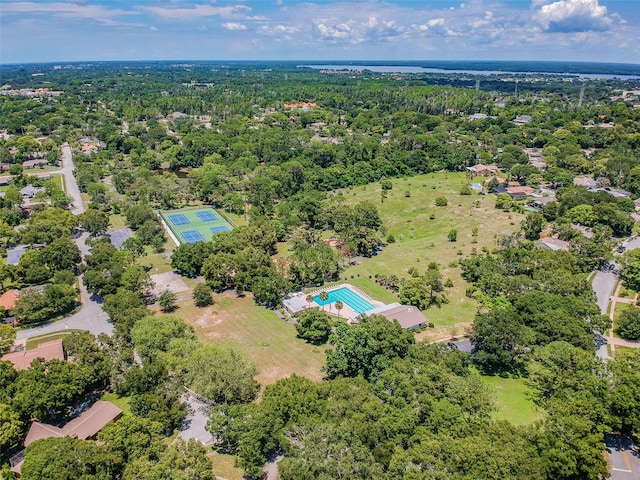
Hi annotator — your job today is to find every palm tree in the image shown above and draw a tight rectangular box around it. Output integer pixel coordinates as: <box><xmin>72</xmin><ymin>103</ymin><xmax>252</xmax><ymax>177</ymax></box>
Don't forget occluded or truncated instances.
<box><xmin>306</xmin><ymin>294</ymin><xmax>313</xmax><ymax>309</ymax></box>
<box><xmin>335</xmin><ymin>300</ymin><xmax>344</xmax><ymax>318</ymax></box>
<box><xmin>319</xmin><ymin>291</ymin><xmax>329</xmax><ymax>311</ymax></box>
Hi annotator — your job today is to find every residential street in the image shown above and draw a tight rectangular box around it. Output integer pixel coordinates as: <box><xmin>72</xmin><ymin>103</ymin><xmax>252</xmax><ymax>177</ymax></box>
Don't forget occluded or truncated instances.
<box><xmin>16</xmin><ymin>146</ymin><xmax>113</xmax><ymax>340</ymax></box>
<box><xmin>606</xmin><ymin>434</ymin><xmax>640</xmax><ymax>480</ymax></box>
<box><xmin>60</xmin><ymin>143</ymin><xmax>85</xmax><ymax>215</ymax></box>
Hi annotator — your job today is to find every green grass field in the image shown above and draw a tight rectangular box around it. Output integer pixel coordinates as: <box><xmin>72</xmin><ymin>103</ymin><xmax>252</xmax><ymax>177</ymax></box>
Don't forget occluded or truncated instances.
<box><xmin>480</xmin><ymin>374</ymin><xmax>544</xmax><ymax>426</ymax></box>
<box><xmin>336</xmin><ymin>172</ymin><xmax>522</xmax><ymax>335</ymax></box>
<box><xmin>25</xmin><ymin>329</ymin><xmax>84</xmax><ymax>350</ymax></box>
<box><xmin>100</xmin><ymin>392</ymin><xmax>132</xmax><ymax>416</ymax></box>
<box><xmin>171</xmin><ymin>293</ymin><xmax>326</xmax><ymax>385</ymax></box>
<box><xmin>209</xmin><ymin>452</ymin><xmax>244</xmax><ymax>480</ymax></box>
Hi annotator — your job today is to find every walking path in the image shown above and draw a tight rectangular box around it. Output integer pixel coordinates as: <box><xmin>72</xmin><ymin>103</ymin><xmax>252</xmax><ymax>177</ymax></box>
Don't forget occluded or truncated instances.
<box><xmin>605</xmin><ymin>284</ymin><xmax>640</xmax><ymax>355</ymax></box>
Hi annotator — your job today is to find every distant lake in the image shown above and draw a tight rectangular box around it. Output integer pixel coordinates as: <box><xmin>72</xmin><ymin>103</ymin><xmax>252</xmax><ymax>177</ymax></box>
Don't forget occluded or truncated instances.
<box><xmin>298</xmin><ymin>64</ymin><xmax>640</xmax><ymax>80</ymax></box>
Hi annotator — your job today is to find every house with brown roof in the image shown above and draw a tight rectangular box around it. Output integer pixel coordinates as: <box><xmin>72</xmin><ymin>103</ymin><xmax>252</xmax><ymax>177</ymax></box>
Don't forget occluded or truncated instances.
<box><xmin>24</xmin><ymin>401</ymin><xmax>122</xmax><ymax>447</ymax></box>
<box><xmin>1</xmin><ymin>338</ymin><xmax>65</xmax><ymax>371</ymax></box>
<box><xmin>360</xmin><ymin>302</ymin><xmax>428</xmax><ymax>331</ymax></box>
<box><xmin>12</xmin><ymin>401</ymin><xmax>122</xmax><ymax>476</ymax></box>
<box><xmin>466</xmin><ymin>164</ymin><xmax>499</xmax><ymax>176</ymax></box>
<box><xmin>505</xmin><ymin>185</ymin><xmax>536</xmax><ymax>200</ymax></box>
<box><xmin>0</xmin><ymin>289</ymin><xmax>18</xmax><ymax>312</ymax></box>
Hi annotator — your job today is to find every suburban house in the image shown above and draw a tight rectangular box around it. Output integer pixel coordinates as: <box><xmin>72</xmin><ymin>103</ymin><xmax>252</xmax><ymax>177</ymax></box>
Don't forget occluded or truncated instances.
<box><xmin>530</xmin><ymin>160</ymin><xmax>547</xmax><ymax>172</ymax></box>
<box><xmin>513</xmin><ymin>115</ymin><xmax>532</xmax><ymax>125</ymax></box>
<box><xmin>0</xmin><ymin>289</ymin><xmax>18</xmax><ymax>313</ymax></box>
<box><xmin>466</xmin><ymin>164</ymin><xmax>500</xmax><ymax>176</ymax></box>
<box><xmin>81</xmin><ymin>143</ymin><xmax>99</xmax><ymax>155</ymax></box>
<box><xmin>573</xmin><ymin>177</ymin><xmax>598</xmax><ymax>189</ymax></box>
<box><xmin>23</xmin><ymin>401</ymin><xmax>122</xmax><ymax>447</ymax></box>
<box><xmin>530</xmin><ymin>196</ymin><xmax>556</xmax><ymax>209</ymax></box>
<box><xmin>11</xmin><ymin>401</ymin><xmax>122</xmax><ymax>475</ymax></box>
<box><xmin>20</xmin><ymin>185</ymin><xmax>45</xmax><ymax>198</ymax></box>
<box><xmin>468</xmin><ymin>113</ymin><xmax>488</xmax><ymax>121</ymax></box>
<box><xmin>535</xmin><ymin>237</ymin><xmax>570</xmax><ymax>252</ymax></box>
<box><xmin>22</xmin><ymin>159</ymin><xmax>48</xmax><ymax>169</ymax></box>
<box><xmin>505</xmin><ymin>185</ymin><xmax>536</xmax><ymax>200</ymax></box>
<box><xmin>1</xmin><ymin>338</ymin><xmax>65</xmax><ymax>371</ymax></box>
<box><xmin>359</xmin><ymin>303</ymin><xmax>428</xmax><ymax>331</ymax></box>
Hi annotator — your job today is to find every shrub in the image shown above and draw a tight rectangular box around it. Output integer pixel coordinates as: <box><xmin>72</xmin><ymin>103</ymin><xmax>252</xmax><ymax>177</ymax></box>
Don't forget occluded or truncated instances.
<box><xmin>435</xmin><ymin>196</ymin><xmax>448</xmax><ymax>206</ymax></box>
<box><xmin>381</xmin><ymin>180</ymin><xmax>393</xmax><ymax>190</ymax></box>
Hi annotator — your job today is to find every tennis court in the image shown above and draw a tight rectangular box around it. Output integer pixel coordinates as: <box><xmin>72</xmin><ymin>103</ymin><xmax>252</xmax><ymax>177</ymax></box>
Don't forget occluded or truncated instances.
<box><xmin>181</xmin><ymin>230</ymin><xmax>205</xmax><ymax>243</ymax></box>
<box><xmin>169</xmin><ymin>214</ymin><xmax>190</xmax><ymax>226</ymax></box>
<box><xmin>161</xmin><ymin>207</ymin><xmax>234</xmax><ymax>246</ymax></box>
<box><xmin>196</xmin><ymin>211</ymin><xmax>217</xmax><ymax>222</ymax></box>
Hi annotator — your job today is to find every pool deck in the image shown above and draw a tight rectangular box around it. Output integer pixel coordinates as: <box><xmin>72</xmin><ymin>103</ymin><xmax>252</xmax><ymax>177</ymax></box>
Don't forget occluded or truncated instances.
<box><xmin>284</xmin><ymin>283</ymin><xmax>386</xmax><ymax>321</ymax></box>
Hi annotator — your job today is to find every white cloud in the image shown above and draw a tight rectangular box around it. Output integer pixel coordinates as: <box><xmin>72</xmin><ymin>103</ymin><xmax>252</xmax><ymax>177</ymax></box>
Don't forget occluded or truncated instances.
<box><xmin>143</xmin><ymin>4</ymin><xmax>244</xmax><ymax>21</ymax></box>
<box><xmin>1</xmin><ymin>1</ymin><xmax>139</xmax><ymax>24</ymax></box>
<box><xmin>258</xmin><ymin>24</ymin><xmax>299</xmax><ymax>40</ymax></box>
<box><xmin>222</xmin><ymin>22</ymin><xmax>247</xmax><ymax>31</ymax></box>
<box><xmin>535</xmin><ymin>0</ymin><xmax>613</xmax><ymax>32</ymax></box>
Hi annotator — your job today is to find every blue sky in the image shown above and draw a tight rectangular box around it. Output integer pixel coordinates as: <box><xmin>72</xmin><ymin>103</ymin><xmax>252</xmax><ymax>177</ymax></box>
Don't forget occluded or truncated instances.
<box><xmin>1</xmin><ymin>0</ymin><xmax>639</xmax><ymax>64</ymax></box>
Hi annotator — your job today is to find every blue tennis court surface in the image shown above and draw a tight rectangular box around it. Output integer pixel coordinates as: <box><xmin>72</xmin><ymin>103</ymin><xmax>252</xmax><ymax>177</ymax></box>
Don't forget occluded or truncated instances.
<box><xmin>169</xmin><ymin>214</ymin><xmax>189</xmax><ymax>226</ymax></box>
<box><xmin>182</xmin><ymin>230</ymin><xmax>205</xmax><ymax>243</ymax></box>
<box><xmin>196</xmin><ymin>211</ymin><xmax>218</xmax><ymax>222</ymax></box>
<box><xmin>314</xmin><ymin>287</ymin><xmax>374</xmax><ymax>314</ymax></box>
<box><xmin>210</xmin><ymin>225</ymin><xmax>230</xmax><ymax>234</ymax></box>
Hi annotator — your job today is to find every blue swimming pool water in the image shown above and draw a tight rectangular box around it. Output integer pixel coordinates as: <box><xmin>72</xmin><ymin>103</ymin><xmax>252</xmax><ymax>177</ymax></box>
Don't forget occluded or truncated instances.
<box><xmin>313</xmin><ymin>287</ymin><xmax>374</xmax><ymax>314</ymax></box>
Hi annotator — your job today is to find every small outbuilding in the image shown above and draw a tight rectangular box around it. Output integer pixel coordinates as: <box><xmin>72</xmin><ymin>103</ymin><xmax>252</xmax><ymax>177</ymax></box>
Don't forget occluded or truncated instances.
<box><xmin>362</xmin><ymin>302</ymin><xmax>428</xmax><ymax>331</ymax></box>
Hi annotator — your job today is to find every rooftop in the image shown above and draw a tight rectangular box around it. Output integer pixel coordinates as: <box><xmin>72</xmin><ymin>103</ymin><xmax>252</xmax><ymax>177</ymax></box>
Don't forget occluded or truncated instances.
<box><xmin>24</xmin><ymin>400</ymin><xmax>122</xmax><ymax>447</ymax></box>
<box><xmin>363</xmin><ymin>302</ymin><xmax>428</xmax><ymax>331</ymax></box>
<box><xmin>0</xmin><ymin>289</ymin><xmax>19</xmax><ymax>311</ymax></box>
<box><xmin>1</xmin><ymin>338</ymin><xmax>65</xmax><ymax>371</ymax></box>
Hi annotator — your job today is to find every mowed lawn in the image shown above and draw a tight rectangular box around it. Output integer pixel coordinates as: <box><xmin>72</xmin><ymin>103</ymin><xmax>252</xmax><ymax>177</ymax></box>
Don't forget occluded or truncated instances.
<box><xmin>336</xmin><ymin>172</ymin><xmax>523</xmax><ymax>335</ymax></box>
<box><xmin>481</xmin><ymin>374</ymin><xmax>544</xmax><ymax>426</ymax></box>
<box><xmin>173</xmin><ymin>293</ymin><xmax>326</xmax><ymax>385</ymax></box>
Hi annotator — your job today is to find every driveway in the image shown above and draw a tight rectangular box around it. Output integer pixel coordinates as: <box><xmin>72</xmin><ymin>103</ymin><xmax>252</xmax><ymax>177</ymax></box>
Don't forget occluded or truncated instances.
<box><xmin>179</xmin><ymin>394</ymin><xmax>213</xmax><ymax>446</ymax></box>
<box><xmin>606</xmin><ymin>434</ymin><xmax>640</xmax><ymax>479</ymax></box>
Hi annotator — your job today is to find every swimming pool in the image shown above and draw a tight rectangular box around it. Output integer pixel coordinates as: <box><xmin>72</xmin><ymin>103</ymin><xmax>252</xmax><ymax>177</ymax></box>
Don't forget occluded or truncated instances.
<box><xmin>313</xmin><ymin>287</ymin><xmax>374</xmax><ymax>315</ymax></box>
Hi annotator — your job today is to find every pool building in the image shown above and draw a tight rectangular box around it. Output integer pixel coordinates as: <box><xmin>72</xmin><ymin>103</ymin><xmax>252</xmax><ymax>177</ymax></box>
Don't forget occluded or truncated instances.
<box><xmin>284</xmin><ymin>284</ymin><xmax>428</xmax><ymax>331</ymax></box>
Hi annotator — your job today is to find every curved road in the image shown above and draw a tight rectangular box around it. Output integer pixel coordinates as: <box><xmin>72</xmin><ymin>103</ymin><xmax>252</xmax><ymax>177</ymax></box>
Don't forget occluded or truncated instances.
<box><xmin>16</xmin><ymin>145</ymin><xmax>114</xmax><ymax>340</ymax></box>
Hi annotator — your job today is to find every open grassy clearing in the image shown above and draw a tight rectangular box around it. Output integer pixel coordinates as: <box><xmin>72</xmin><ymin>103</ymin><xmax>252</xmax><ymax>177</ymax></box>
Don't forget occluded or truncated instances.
<box><xmin>479</xmin><ymin>373</ymin><xmax>544</xmax><ymax>426</ymax></box>
<box><xmin>336</xmin><ymin>172</ymin><xmax>522</xmax><ymax>333</ymax></box>
<box><xmin>108</xmin><ymin>213</ymin><xmax>128</xmax><ymax>228</ymax></box>
<box><xmin>209</xmin><ymin>452</ymin><xmax>244</xmax><ymax>480</ymax></box>
<box><xmin>171</xmin><ymin>293</ymin><xmax>326</xmax><ymax>386</ymax></box>
<box><xmin>24</xmin><ymin>329</ymin><xmax>84</xmax><ymax>350</ymax></box>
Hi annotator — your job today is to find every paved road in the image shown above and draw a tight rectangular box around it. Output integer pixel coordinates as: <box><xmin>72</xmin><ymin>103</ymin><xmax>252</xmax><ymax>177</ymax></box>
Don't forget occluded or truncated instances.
<box><xmin>16</xmin><ymin>232</ymin><xmax>113</xmax><ymax>340</ymax></box>
<box><xmin>16</xmin><ymin>147</ymin><xmax>113</xmax><ymax>340</ymax></box>
<box><xmin>592</xmin><ymin>270</ymin><xmax>619</xmax><ymax>315</ymax></box>
<box><xmin>60</xmin><ymin>143</ymin><xmax>85</xmax><ymax>215</ymax></box>
<box><xmin>606</xmin><ymin>434</ymin><xmax>640</xmax><ymax>480</ymax></box>
<box><xmin>591</xmin><ymin>269</ymin><xmax>618</xmax><ymax>360</ymax></box>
